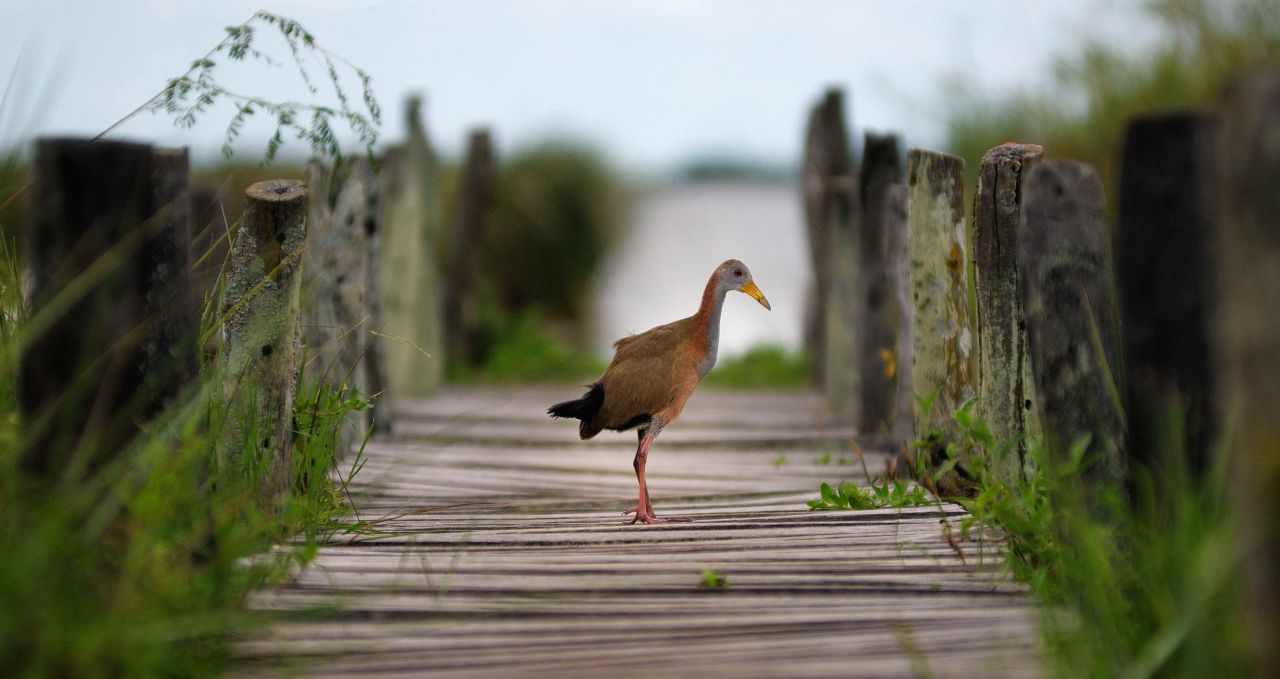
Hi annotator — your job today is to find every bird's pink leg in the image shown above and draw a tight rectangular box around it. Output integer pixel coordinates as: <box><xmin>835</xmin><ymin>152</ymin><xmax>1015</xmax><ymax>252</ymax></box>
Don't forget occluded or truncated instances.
<box><xmin>625</xmin><ymin>434</ymin><xmax>689</xmax><ymax>525</ymax></box>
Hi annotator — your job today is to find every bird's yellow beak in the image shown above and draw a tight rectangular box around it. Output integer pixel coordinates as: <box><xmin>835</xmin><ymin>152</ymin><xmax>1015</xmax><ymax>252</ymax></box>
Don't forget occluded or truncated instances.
<box><xmin>740</xmin><ymin>280</ymin><xmax>771</xmax><ymax>310</ymax></box>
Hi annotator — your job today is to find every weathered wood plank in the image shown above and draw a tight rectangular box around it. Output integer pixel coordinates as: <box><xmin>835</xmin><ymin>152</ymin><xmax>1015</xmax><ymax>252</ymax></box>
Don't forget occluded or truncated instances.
<box><xmin>972</xmin><ymin>142</ymin><xmax>1043</xmax><ymax>486</ymax></box>
<box><xmin>1018</xmin><ymin>161</ymin><xmax>1124</xmax><ymax>483</ymax></box>
<box><xmin>444</xmin><ymin>127</ymin><xmax>495</xmax><ymax>367</ymax></box>
<box><xmin>240</xmin><ymin>388</ymin><xmax>1037</xmax><ymax>677</ymax></box>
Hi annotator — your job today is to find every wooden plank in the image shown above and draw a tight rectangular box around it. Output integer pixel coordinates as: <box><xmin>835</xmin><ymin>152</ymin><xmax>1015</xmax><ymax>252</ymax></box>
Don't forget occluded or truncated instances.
<box><xmin>239</xmin><ymin>387</ymin><xmax>1037</xmax><ymax>677</ymax></box>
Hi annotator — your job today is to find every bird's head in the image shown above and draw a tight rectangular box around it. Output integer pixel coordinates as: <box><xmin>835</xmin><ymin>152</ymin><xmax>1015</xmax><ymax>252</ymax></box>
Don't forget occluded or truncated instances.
<box><xmin>718</xmin><ymin>259</ymin><xmax>771</xmax><ymax>310</ymax></box>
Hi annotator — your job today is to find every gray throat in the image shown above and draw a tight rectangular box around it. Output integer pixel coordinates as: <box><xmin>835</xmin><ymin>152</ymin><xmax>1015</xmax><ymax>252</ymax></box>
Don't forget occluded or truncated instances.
<box><xmin>696</xmin><ymin>286</ymin><xmax>728</xmax><ymax>379</ymax></box>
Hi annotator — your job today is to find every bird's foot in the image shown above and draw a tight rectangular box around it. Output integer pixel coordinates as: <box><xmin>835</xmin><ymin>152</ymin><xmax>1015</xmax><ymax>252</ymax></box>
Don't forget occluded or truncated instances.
<box><xmin>623</xmin><ymin>506</ymin><xmax>692</xmax><ymax>525</ymax></box>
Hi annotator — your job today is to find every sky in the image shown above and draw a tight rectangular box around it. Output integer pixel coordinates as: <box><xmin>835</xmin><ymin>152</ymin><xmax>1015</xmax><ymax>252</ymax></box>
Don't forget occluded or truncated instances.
<box><xmin>2</xmin><ymin>0</ymin><xmax>1157</xmax><ymax>173</ymax></box>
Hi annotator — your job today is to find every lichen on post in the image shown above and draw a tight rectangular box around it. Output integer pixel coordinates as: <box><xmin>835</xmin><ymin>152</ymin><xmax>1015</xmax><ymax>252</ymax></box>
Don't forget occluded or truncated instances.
<box><xmin>218</xmin><ymin>178</ymin><xmax>308</xmax><ymax>499</ymax></box>
<box><xmin>972</xmin><ymin>142</ymin><xmax>1043</xmax><ymax>486</ymax></box>
<box><xmin>906</xmin><ymin>149</ymin><xmax>976</xmax><ymax>495</ymax></box>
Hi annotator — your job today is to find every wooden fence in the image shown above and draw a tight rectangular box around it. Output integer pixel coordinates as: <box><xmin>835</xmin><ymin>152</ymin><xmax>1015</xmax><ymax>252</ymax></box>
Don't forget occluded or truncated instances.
<box><xmin>803</xmin><ymin>77</ymin><xmax>1280</xmax><ymax>672</ymax></box>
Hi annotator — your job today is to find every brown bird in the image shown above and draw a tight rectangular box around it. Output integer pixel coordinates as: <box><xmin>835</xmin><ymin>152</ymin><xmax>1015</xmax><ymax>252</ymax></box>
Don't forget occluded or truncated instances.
<box><xmin>548</xmin><ymin>259</ymin><xmax>771</xmax><ymax>524</ymax></box>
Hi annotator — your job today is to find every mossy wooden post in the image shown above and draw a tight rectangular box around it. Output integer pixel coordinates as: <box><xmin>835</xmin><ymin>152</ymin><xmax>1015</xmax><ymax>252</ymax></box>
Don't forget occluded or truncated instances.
<box><xmin>1116</xmin><ymin>114</ymin><xmax>1218</xmax><ymax>475</ymax></box>
<box><xmin>972</xmin><ymin>142</ymin><xmax>1043</xmax><ymax>485</ymax></box>
<box><xmin>445</xmin><ymin>128</ymin><xmax>495</xmax><ymax>366</ymax></box>
<box><xmin>357</xmin><ymin>159</ymin><xmax>391</xmax><ymax>433</ymax></box>
<box><xmin>906</xmin><ymin>149</ymin><xmax>976</xmax><ymax>495</ymax></box>
<box><xmin>379</xmin><ymin>95</ymin><xmax>444</xmax><ymax>398</ymax></box>
<box><xmin>1018</xmin><ymin>161</ymin><xmax>1123</xmax><ymax>482</ymax></box>
<box><xmin>801</xmin><ymin>87</ymin><xmax>860</xmax><ymax>423</ymax></box>
<box><xmin>219</xmin><ymin>179</ymin><xmax>307</xmax><ymax>499</ymax></box>
<box><xmin>1213</xmin><ymin>74</ymin><xmax>1280</xmax><ymax>678</ymax></box>
<box><xmin>303</xmin><ymin>158</ymin><xmax>372</xmax><ymax>444</ymax></box>
<box><xmin>858</xmin><ymin>132</ymin><xmax>903</xmax><ymax>438</ymax></box>
<box><xmin>20</xmin><ymin>139</ymin><xmax>155</xmax><ymax>476</ymax></box>
<box><xmin>883</xmin><ymin>182</ymin><xmax>914</xmax><ymax>465</ymax></box>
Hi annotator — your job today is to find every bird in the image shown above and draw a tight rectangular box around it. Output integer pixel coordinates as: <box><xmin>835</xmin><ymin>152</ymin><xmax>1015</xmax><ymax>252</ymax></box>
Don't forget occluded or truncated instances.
<box><xmin>548</xmin><ymin>259</ymin><xmax>771</xmax><ymax>524</ymax></box>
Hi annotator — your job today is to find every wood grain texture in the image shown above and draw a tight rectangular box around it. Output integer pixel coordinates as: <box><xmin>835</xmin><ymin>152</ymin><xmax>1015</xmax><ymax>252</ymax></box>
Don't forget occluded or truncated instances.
<box><xmin>238</xmin><ymin>388</ymin><xmax>1040</xmax><ymax>677</ymax></box>
<box><xmin>1018</xmin><ymin>160</ymin><xmax>1124</xmax><ymax>483</ymax></box>
<box><xmin>972</xmin><ymin>142</ymin><xmax>1043</xmax><ymax>486</ymax></box>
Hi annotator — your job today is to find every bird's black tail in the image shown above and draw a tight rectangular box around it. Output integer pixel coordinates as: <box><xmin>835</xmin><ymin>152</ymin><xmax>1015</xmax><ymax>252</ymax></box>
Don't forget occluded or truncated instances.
<box><xmin>548</xmin><ymin>383</ymin><xmax>605</xmax><ymax>439</ymax></box>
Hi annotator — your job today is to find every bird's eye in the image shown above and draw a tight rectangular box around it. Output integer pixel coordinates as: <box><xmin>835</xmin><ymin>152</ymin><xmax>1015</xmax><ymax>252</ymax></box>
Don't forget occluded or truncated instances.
<box><xmin>733</xmin><ymin>268</ymin><xmax>743</xmax><ymax>277</ymax></box>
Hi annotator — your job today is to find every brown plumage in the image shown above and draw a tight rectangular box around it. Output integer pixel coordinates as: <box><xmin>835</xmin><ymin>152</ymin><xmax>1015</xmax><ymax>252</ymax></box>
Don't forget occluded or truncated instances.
<box><xmin>549</xmin><ymin>259</ymin><xmax>770</xmax><ymax>524</ymax></box>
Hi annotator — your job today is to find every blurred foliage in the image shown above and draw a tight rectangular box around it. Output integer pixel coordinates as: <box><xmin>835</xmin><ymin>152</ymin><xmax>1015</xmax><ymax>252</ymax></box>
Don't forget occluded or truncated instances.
<box><xmin>450</xmin><ymin>304</ymin><xmax>608</xmax><ymax>384</ymax></box>
<box><xmin>481</xmin><ymin>139</ymin><xmax>626</xmax><ymax>328</ymax></box>
<box><xmin>704</xmin><ymin>344</ymin><xmax>812</xmax><ymax>389</ymax></box>
<box><xmin>678</xmin><ymin>153</ymin><xmax>795</xmax><ymax>183</ymax></box>
<box><xmin>946</xmin><ymin>0</ymin><xmax>1280</xmax><ymax>208</ymax></box>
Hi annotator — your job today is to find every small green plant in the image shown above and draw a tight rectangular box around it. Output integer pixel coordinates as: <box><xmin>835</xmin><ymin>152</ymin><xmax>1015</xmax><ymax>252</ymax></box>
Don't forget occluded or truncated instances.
<box><xmin>807</xmin><ymin>479</ymin><xmax>929</xmax><ymax>511</ymax></box>
<box><xmin>699</xmin><ymin>569</ymin><xmax>729</xmax><ymax>590</ymax></box>
<box><xmin>815</xmin><ymin>450</ymin><xmax>831</xmax><ymax>465</ymax></box>
<box><xmin>772</xmin><ymin>454</ymin><xmax>788</xmax><ymax>468</ymax></box>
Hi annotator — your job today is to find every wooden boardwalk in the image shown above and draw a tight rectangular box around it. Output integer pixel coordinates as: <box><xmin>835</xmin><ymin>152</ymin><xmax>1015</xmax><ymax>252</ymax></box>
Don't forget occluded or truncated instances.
<box><xmin>240</xmin><ymin>387</ymin><xmax>1040</xmax><ymax>678</ymax></box>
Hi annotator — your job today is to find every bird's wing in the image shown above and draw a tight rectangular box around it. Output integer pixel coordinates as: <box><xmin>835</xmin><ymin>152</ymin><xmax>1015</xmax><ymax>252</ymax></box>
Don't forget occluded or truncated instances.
<box><xmin>597</xmin><ymin>319</ymin><xmax>700</xmax><ymax>429</ymax></box>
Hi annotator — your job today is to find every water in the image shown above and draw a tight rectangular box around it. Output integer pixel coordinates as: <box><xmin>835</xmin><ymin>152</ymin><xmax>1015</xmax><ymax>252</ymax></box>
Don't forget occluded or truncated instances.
<box><xmin>595</xmin><ymin>180</ymin><xmax>812</xmax><ymax>357</ymax></box>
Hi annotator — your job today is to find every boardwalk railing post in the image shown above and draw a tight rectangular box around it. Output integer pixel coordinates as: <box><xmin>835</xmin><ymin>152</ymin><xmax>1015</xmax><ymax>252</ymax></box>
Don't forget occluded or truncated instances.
<box><xmin>1116</xmin><ymin>113</ymin><xmax>1218</xmax><ymax>476</ymax></box>
<box><xmin>1212</xmin><ymin>73</ymin><xmax>1280</xmax><ymax>678</ymax></box>
<box><xmin>1018</xmin><ymin>160</ymin><xmax>1124</xmax><ymax>484</ymax></box>
<box><xmin>883</xmin><ymin>182</ymin><xmax>914</xmax><ymax>464</ymax></box>
<box><xmin>218</xmin><ymin>179</ymin><xmax>308</xmax><ymax>499</ymax></box>
<box><xmin>905</xmin><ymin>149</ymin><xmax>976</xmax><ymax>494</ymax></box>
<box><xmin>802</xmin><ymin>87</ymin><xmax>860</xmax><ymax>423</ymax></box>
<box><xmin>858</xmin><ymin>132</ymin><xmax>904</xmax><ymax>439</ymax></box>
<box><xmin>445</xmin><ymin>127</ymin><xmax>496</xmax><ymax>367</ymax></box>
<box><xmin>972</xmin><ymin>142</ymin><xmax>1043</xmax><ymax>486</ymax></box>
<box><xmin>379</xmin><ymin>94</ymin><xmax>445</xmax><ymax>398</ymax></box>
<box><xmin>21</xmin><ymin>138</ymin><xmax>161</xmax><ymax>476</ymax></box>
<box><xmin>303</xmin><ymin>158</ymin><xmax>374</xmax><ymax>444</ymax></box>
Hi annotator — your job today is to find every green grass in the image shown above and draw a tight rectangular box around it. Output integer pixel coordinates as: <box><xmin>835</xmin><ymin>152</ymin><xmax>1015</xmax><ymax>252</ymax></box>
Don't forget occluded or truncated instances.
<box><xmin>903</xmin><ymin>392</ymin><xmax>1248</xmax><ymax>677</ymax></box>
<box><xmin>0</xmin><ymin>208</ymin><xmax>368</xmax><ymax>678</ymax></box>
<box><xmin>704</xmin><ymin>344</ymin><xmax>811</xmax><ymax>388</ymax></box>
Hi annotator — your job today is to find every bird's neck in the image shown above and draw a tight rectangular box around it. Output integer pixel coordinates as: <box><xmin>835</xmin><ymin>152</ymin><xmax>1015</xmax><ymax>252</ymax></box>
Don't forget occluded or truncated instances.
<box><xmin>693</xmin><ymin>275</ymin><xmax>727</xmax><ymax>378</ymax></box>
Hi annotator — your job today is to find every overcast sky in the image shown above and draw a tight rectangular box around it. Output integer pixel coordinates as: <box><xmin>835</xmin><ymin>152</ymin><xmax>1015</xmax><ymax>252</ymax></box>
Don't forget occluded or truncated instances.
<box><xmin>3</xmin><ymin>0</ymin><xmax>1154</xmax><ymax>171</ymax></box>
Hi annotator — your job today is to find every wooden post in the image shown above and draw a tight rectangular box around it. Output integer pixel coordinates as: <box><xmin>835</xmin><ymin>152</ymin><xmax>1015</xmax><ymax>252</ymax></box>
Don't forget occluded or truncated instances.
<box><xmin>858</xmin><ymin>132</ymin><xmax>903</xmax><ymax>438</ymax></box>
<box><xmin>218</xmin><ymin>179</ymin><xmax>307</xmax><ymax>498</ymax></box>
<box><xmin>303</xmin><ymin>158</ymin><xmax>373</xmax><ymax>442</ymax></box>
<box><xmin>905</xmin><ymin>149</ymin><xmax>976</xmax><ymax>495</ymax></box>
<box><xmin>883</xmin><ymin>182</ymin><xmax>914</xmax><ymax>465</ymax></box>
<box><xmin>1116</xmin><ymin>113</ymin><xmax>1218</xmax><ymax>475</ymax></box>
<box><xmin>379</xmin><ymin>95</ymin><xmax>445</xmax><ymax>398</ymax></box>
<box><xmin>801</xmin><ymin>87</ymin><xmax>860</xmax><ymax>423</ymax></box>
<box><xmin>445</xmin><ymin>128</ymin><xmax>496</xmax><ymax>366</ymax></box>
<box><xmin>1018</xmin><ymin>160</ymin><xmax>1123</xmax><ymax>482</ymax></box>
<box><xmin>1213</xmin><ymin>74</ymin><xmax>1280</xmax><ymax>678</ymax></box>
<box><xmin>972</xmin><ymin>142</ymin><xmax>1043</xmax><ymax>485</ymax></box>
<box><xmin>20</xmin><ymin>138</ymin><xmax>155</xmax><ymax>476</ymax></box>
<box><xmin>141</xmin><ymin>148</ymin><xmax>198</xmax><ymax>407</ymax></box>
